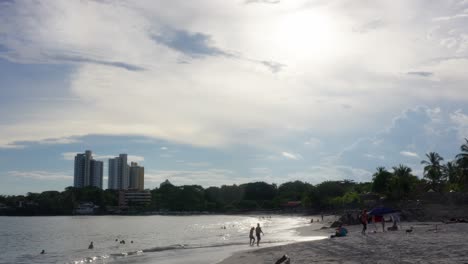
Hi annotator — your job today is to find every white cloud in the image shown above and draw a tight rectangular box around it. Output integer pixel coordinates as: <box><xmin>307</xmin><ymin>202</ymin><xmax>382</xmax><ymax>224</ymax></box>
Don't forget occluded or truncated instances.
<box><xmin>364</xmin><ymin>153</ymin><xmax>385</xmax><ymax>160</ymax></box>
<box><xmin>449</xmin><ymin>109</ymin><xmax>468</xmax><ymax>140</ymax></box>
<box><xmin>282</xmin><ymin>151</ymin><xmax>302</xmax><ymax>160</ymax></box>
<box><xmin>61</xmin><ymin>152</ymin><xmax>79</xmax><ymax>161</ymax></box>
<box><xmin>160</xmin><ymin>147</ymin><xmax>168</xmax><ymax>150</ymax></box>
<box><xmin>0</xmin><ymin>143</ymin><xmax>25</xmax><ymax>149</ymax></box>
<box><xmin>400</xmin><ymin>151</ymin><xmax>420</xmax><ymax>158</ymax></box>
<box><xmin>37</xmin><ymin>137</ymin><xmax>81</xmax><ymax>145</ymax></box>
<box><xmin>0</xmin><ymin>0</ymin><xmax>467</xmax><ymax>151</ymax></box>
<box><xmin>304</xmin><ymin>138</ymin><xmax>321</xmax><ymax>148</ymax></box>
<box><xmin>8</xmin><ymin>170</ymin><xmax>72</xmax><ymax>181</ymax></box>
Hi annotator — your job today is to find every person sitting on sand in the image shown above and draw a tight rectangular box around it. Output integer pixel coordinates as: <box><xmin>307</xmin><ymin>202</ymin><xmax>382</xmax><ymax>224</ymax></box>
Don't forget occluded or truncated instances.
<box><xmin>330</xmin><ymin>224</ymin><xmax>348</xmax><ymax>238</ymax></box>
<box><xmin>249</xmin><ymin>227</ymin><xmax>256</xmax><ymax>246</ymax></box>
<box><xmin>88</xmin><ymin>242</ymin><xmax>94</xmax><ymax>249</ymax></box>
<box><xmin>255</xmin><ymin>223</ymin><xmax>264</xmax><ymax>246</ymax></box>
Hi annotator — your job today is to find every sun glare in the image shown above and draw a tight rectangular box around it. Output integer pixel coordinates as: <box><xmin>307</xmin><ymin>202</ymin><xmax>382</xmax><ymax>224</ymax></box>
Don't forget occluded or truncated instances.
<box><xmin>273</xmin><ymin>10</ymin><xmax>338</xmax><ymax>63</ymax></box>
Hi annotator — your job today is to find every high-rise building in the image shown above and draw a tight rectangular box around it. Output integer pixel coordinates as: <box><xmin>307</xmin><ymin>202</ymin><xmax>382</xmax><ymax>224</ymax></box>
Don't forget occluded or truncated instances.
<box><xmin>74</xmin><ymin>150</ymin><xmax>103</xmax><ymax>189</ymax></box>
<box><xmin>108</xmin><ymin>154</ymin><xmax>129</xmax><ymax>190</ymax></box>
<box><xmin>129</xmin><ymin>162</ymin><xmax>144</xmax><ymax>191</ymax></box>
<box><xmin>90</xmin><ymin>160</ymin><xmax>103</xmax><ymax>189</ymax></box>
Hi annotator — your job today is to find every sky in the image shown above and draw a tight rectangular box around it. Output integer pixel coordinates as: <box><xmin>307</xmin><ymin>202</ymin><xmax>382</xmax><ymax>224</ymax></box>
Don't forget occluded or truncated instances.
<box><xmin>1</xmin><ymin>0</ymin><xmax>468</xmax><ymax>195</ymax></box>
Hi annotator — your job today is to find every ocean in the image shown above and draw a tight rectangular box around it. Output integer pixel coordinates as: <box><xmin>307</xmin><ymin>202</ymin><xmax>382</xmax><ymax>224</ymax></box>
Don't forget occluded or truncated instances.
<box><xmin>0</xmin><ymin>215</ymin><xmax>326</xmax><ymax>264</ymax></box>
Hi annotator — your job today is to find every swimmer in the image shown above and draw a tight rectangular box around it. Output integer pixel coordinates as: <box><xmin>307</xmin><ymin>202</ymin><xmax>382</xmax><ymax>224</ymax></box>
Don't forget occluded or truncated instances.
<box><xmin>40</xmin><ymin>250</ymin><xmax>45</xmax><ymax>254</ymax></box>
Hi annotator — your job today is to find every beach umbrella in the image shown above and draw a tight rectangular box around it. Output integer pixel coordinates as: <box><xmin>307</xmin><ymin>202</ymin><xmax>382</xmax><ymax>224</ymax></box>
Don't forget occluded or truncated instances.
<box><xmin>368</xmin><ymin>207</ymin><xmax>397</xmax><ymax>216</ymax></box>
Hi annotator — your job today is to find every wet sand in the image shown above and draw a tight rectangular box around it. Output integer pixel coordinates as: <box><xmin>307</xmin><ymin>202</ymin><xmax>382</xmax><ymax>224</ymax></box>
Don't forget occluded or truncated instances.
<box><xmin>218</xmin><ymin>222</ymin><xmax>468</xmax><ymax>263</ymax></box>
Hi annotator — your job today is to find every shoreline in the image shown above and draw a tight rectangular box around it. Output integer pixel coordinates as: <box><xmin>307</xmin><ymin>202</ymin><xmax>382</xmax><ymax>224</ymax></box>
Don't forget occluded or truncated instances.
<box><xmin>217</xmin><ymin>221</ymin><xmax>468</xmax><ymax>264</ymax></box>
<box><xmin>213</xmin><ymin>219</ymin><xmax>331</xmax><ymax>264</ymax></box>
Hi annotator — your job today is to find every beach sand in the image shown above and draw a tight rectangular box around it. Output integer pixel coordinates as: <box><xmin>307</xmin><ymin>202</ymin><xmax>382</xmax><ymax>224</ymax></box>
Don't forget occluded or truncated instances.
<box><xmin>218</xmin><ymin>222</ymin><xmax>468</xmax><ymax>263</ymax></box>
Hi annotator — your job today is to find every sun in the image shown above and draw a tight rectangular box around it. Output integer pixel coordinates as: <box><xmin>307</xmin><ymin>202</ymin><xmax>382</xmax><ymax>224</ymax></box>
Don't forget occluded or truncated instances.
<box><xmin>272</xmin><ymin>10</ymin><xmax>339</xmax><ymax>64</ymax></box>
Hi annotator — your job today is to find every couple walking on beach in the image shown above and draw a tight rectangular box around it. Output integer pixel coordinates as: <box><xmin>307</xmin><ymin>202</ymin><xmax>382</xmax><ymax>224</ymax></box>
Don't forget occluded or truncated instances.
<box><xmin>249</xmin><ymin>223</ymin><xmax>264</xmax><ymax>246</ymax></box>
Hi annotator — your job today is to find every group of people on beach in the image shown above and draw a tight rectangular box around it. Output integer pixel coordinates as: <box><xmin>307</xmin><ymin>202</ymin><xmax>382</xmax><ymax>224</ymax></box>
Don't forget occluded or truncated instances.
<box><xmin>249</xmin><ymin>223</ymin><xmax>264</xmax><ymax>246</ymax></box>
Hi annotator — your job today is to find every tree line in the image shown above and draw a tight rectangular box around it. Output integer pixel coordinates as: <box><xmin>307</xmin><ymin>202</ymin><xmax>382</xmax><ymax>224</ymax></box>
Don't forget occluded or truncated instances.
<box><xmin>1</xmin><ymin>139</ymin><xmax>467</xmax><ymax>215</ymax></box>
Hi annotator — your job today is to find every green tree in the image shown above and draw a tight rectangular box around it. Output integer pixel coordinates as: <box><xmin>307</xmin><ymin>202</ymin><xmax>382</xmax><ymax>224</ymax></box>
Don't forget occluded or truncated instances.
<box><xmin>389</xmin><ymin>165</ymin><xmax>419</xmax><ymax>200</ymax></box>
<box><xmin>456</xmin><ymin>138</ymin><xmax>468</xmax><ymax>191</ymax></box>
<box><xmin>421</xmin><ymin>152</ymin><xmax>445</xmax><ymax>192</ymax></box>
<box><xmin>371</xmin><ymin>167</ymin><xmax>393</xmax><ymax>195</ymax></box>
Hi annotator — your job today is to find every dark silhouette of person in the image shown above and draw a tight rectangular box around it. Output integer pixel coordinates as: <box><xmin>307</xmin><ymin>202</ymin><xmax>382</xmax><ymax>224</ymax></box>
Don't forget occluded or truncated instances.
<box><xmin>131</xmin><ymin>240</ymin><xmax>133</xmax><ymax>244</ymax></box>
<box><xmin>255</xmin><ymin>223</ymin><xmax>264</xmax><ymax>246</ymax></box>
<box><xmin>40</xmin><ymin>250</ymin><xmax>45</xmax><ymax>254</ymax></box>
<box><xmin>249</xmin><ymin>227</ymin><xmax>255</xmax><ymax>246</ymax></box>
<box><xmin>88</xmin><ymin>242</ymin><xmax>94</xmax><ymax>249</ymax></box>
<box><xmin>360</xmin><ymin>209</ymin><xmax>368</xmax><ymax>235</ymax></box>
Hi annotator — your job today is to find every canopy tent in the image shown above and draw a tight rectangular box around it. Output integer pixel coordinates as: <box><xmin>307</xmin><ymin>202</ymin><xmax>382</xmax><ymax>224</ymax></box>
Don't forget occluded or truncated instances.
<box><xmin>368</xmin><ymin>207</ymin><xmax>398</xmax><ymax>216</ymax></box>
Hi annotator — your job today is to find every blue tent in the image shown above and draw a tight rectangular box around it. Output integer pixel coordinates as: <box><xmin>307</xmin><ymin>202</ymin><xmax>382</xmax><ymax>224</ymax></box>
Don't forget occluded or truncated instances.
<box><xmin>368</xmin><ymin>207</ymin><xmax>398</xmax><ymax>216</ymax></box>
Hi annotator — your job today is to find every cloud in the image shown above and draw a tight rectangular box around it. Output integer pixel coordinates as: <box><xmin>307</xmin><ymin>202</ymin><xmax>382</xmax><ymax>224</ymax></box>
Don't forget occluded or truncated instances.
<box><xmin>449</xmin><ymin>109</ymin><xmax>468</xmax><ymax>140</ymax></box>
<box><xmin>364</xmin><ymin>153</ymin><xmax>385</xmax><ymax>160</ymax></box>
<box><xmin>37</xmin><ymin>137</ymin><xmax>81</xmax><ymax>145</ymax></box>
<box><xmin>282</xmin><ymin>151</ymin><xmax>302</xmax><ymax>160</ymax></box>
<box><xmin>0</xmin><ymin>143</ymin><xmax>25</xmax><ymax>149</ymax></box>
<box><xmin>51</xmin><ymin>55</ymin><xmax>145</xmax><ymax>71</ymax></box>
<box><xmin>433</xmin><ymin>13</ymin><xmax>468</xmax><ymax>21</ymax></box>
<box><xmin>0</xmin><ymin>0</ymin><xmax>468</xmax><ymax>152</ymax></box>
<box><xmin>407</xmin><ymin>71</ymin><xmax>433</xmax><ymax>77</ymax></box>
<box><xmin>400</xmin><ymin>151</ymin><xmax>420</xmax><ymax>158</ymax></box>
<box><xmin>352</xmin><ymin>19</ymin><xmax>385</xmax><ymax>33</ymax></box>
<box><xmin>152</xmin><ymin>29</ymin><xmax>228</xmax><ymax>58</ymax></box>
<box><xmin>245</xmin><ymin>0</ymin><xmax>281</xmax><ymax>4</ymax></box>
<box><xmin>8</xmin><ymin>170</ymin><xmax>72</xmax><ymax>181</ymax></box>
<box><xmin>259</xmin><ymin>60</ymin><xmax>286</xmax><ymax>73</ymax></box>
<box><xmin>304</xmin><ymin>138</ymin><xmax>322</xmax><ymax>148</ymax></box>
<box><xmin>160</xmin><ymin>147</ymin><xmax>168</xmax><ymax>150</ymax></box>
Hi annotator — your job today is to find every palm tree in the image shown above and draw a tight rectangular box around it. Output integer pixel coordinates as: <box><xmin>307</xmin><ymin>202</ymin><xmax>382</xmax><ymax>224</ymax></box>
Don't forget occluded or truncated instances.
<box><xmin>455</xmin><ymin>139</ymin><xmax>468</xmax><ymax>190</ymax></box>
<box><xmin>392</xmin><ymin>165</ymin><xmax>414</xmax><ymax>199</ymax></box>
<box><xmin>443</xmin><ymin>161</ymin><xmax>458</xmax><ymax>184</ymax></box>
<box><xmin>371</xmin><ymin>167</ymin><xmax>392</xmax><ymax>194</ymax></box>
<box><xmin>456</xmin><ymin>138</ymin><xmax>468</xmax><ymax>160</ymax></box>
<box><xmin>421</xmin><ymin>152</ymin><xmax>444</xmax><ymax>192</ymax></box>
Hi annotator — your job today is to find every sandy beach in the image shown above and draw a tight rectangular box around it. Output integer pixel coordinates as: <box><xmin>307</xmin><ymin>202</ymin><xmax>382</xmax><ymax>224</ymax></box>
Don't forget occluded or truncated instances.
<box><xmin>218</xmin><ymin>222</ymin><xmax>468</xmax><ymax>264</ymax></box>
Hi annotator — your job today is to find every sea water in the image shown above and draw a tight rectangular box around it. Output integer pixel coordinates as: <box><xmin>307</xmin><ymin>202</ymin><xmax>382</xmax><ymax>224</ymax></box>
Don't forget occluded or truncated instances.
<box><xmin>0</xmin><ymin>215</ymin><xmax>325</xmax><ymax>264</ymax></box>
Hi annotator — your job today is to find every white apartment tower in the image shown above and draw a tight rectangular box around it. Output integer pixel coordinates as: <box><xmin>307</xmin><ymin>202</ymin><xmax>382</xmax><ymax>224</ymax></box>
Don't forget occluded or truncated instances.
<box><xmin>108</xmin><ymin>154</ymin><xmax>129</xmax><ymax>190</ymax></box>
<box><xmin>74</xmin><ymin>150</ymin><xmax>103</xmax><ymax>189</ymax></box>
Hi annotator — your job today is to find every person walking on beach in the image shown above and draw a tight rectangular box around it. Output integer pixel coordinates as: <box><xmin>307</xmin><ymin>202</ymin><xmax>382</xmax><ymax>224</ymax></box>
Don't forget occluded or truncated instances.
<box><xmin>360</xmin><ymin>209</ymin><xmax>368</xmax><ymax>235</ymax></box>
<box><xmin>249</xmin><ymin>227</ymin><xmax>256</xmax><ymax>246</ymax></box>
<box><xmin>255</xmin><ymin>223</ymin><xmax>264</xmax><ymax>246</ymax></box>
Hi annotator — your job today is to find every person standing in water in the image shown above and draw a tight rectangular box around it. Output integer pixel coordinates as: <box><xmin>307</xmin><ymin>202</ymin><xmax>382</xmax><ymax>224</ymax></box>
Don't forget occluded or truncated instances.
<box><xmin>249</xmin><ymin>227</ymin><xmax>256</xmax><ymax>246</ymax></box>
<box><xmin>88</xmin><ymin>242</ymin><xmax>94</xmax><ymax>249</ymax></box>
<box><xmin>255</xmin><ymin>223</ymin><xmax>264</xmax><ymax>246</ymax></box>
